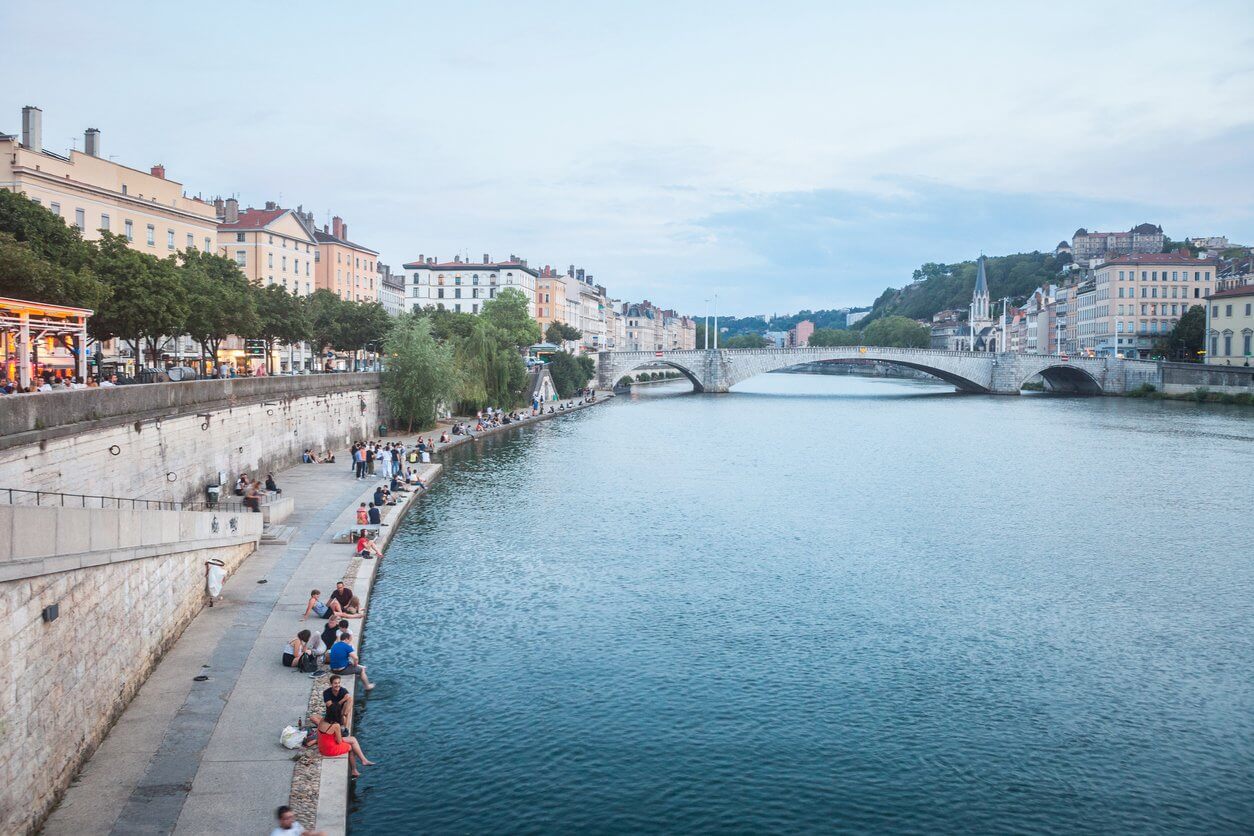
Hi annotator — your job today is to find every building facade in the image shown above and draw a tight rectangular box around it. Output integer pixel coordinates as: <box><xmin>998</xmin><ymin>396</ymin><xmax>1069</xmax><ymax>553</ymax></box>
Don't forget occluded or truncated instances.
<box><xmin>217</xmin><ymin>200</ymin><xmax>318</xmax><ymax>296</ymax></box>
<box><xmin>1071</xmin><ymin>223</ymin><xmax>1164</xmax><ymax>261</ymax></box>
<box><xmin>377</xmin><ymin>262</ymin><xmax>405</xmax><ymax>316</ymax></box>
<box><xmin>1206</xmin><ymin>286</ymin><xmax>1254</xmax><ymax>364</ymax></box>
<box><xmin>788</xmin><ymin>319</ymin><xmax>814</xmax><ymax>347</ymax></box>
<box><xmin>1090</xmin><ymin>253</ymin><xmax>1215</xmax><ymax>358</ymax></box>
<box><xmin>307</xmin><ymin>215</ymin><xmax>379</xmax><ymax>304</ymax></box>
<box><xmin>535</xmin><ymin>266</ymin><xmax>570</xmax><ymax>335</ymax></box>
<box><xmin>402</xmin><ymin>254</ymin><xmax>538</xmax><ymax>316</ymax></box>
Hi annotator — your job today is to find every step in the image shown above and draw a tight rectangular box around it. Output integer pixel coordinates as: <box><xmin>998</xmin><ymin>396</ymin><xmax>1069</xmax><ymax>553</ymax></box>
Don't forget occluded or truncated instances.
<box><xmin>260</xmin><ymin>524</ymin><xmax>295</xmax><ymax>545</ymax></box>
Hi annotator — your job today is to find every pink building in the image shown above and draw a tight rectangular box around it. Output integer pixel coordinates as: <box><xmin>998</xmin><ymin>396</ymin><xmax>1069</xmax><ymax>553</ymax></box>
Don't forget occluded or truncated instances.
<box><xmin>789</xmin><ymin>319</ymin><xmax>814</xmax><ymax>347</ymax></box>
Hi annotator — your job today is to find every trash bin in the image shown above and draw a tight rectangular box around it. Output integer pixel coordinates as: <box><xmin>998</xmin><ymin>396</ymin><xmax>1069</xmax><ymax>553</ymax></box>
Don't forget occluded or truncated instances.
<box><xmin>206</xmin><ymin>484</ymin><xmax>220</xmax><ymax>507</ymax></box>
<box><xmin>377</xmin><ymin>423</ymin><xmax>388</xmax><ymax>437</ymax></box>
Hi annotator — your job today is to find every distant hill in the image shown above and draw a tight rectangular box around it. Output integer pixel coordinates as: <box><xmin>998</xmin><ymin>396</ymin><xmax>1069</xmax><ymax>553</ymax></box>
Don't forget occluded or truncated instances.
<box><xmin>691</xmin><ymin>307</ymin><xmax>872</xmax><ymax>340</ymax></box>
<box><xmin>865</xmin><ymin>251</ymin><xmax>1070</xmax><ymax>323</ymax></box>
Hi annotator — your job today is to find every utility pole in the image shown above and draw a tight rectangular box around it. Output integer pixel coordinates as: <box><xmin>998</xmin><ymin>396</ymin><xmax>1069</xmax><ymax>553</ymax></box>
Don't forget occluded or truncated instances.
<box><xmin>713</xmin><ymin>294</ymin><xmax>719</xmax><ymax>350</ymax></box>
<box><xmin>1001</xmin><ymin>297</ymin><xmax>1010</xmax><ymax>353</ymax></box>
<box><xmin>704</xmin><ymin>298</ymin><xmax>710</xmax><ymax>349</ymax></box>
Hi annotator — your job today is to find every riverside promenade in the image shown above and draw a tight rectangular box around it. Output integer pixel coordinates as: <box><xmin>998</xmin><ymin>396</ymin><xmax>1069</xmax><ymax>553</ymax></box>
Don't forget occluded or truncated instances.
<box><xmin>42</xmin><ymin>394</ymin><xmax>611</xmax><ymax>834</ymax></box>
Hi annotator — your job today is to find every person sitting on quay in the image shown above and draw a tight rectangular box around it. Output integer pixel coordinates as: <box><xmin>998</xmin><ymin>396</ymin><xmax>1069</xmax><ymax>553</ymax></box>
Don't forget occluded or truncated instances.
<box><xmin>308</xmin><ymin>711</ymin><xmax>374</xmax><ymax>778</ymax></box>
<box><xmin>330</xmin><ymin>581</ymin><xmax>354</xmax><ymax>614</ymax></box>
<box><xmin>302</xmin><ymin>449</ymin><xmax>315</xmax><ymax>464</ymax></box>
<box><xmin>373</xmin><ymin>484</ymin><xmax>391</xmax><ymax>507</ymax></box>
<box><xmin>303</xmin><ymin>589</ymin><xmax>331</xmax><ymax>621</ymax></box>
<box><xmin>356</xmin><ymin>532</ymin><xmax>383</xmax><ymax>560</ymax></box>
<box><xmin>244</xmin><ymin>480</ymin><xmax>263</xmax><ymax>513</ymax></box>
<box><xmin>356</xmin><ymin>503</ymin><xmax>369</xmax><ymax>525</ymax></box>
<box><xmin>282</xmin><ymin>629</ymin><xmax>312</xmax><ymax>668</ymax></box>
<box><xmin>323</xmin><ymin>674</ymin><xmax>354</xmax><ymax>732</ymax></box>
<box><xmin>265</xmin><ymin>473</ymin><xmax>282</xmax><ymax>495</ymax></box>
<box><xmin>320</xmin><ymin>617</ymin><xmax>348</xmax><ymax>660</ymax></box>
<box><xmin>404</xmin><ymin>468</ymin><xmax>426</xmax><ymax>490</ymax></box>
<box><xmin>389</xmin><ymin>474</ymin><xmax>409</xmax><ymax>494</ymax></box>
<box><xmin>318</xmin><ymin>449</ymin><xmax>336</xmax><ymax>464</ymax></box>
<box><xmin>272</xmin><ymin>804</ymin><xmax>325</xmax><ymax>836</ymax></box>
<box><xmin>328</xmin><ymin>630</ymin><xmax>374</xmax><ymax>690</ymax></box>
<box><xmin>234</xmin><ymin>473</ymin><xmax>250</xmax><ymax>496</ymax></box>
<box><xmin>367</xmin><ymin>503</ymin><xmax>382</xmax><ymax>527</ymax></box>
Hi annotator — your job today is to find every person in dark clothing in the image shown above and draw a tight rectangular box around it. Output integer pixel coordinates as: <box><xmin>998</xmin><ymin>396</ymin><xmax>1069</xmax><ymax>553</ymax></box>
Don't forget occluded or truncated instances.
<box><xmin>324</xmin><ymin>674</ymin><xmax>354</xmax><ymax>730</ymax></box>
<box><xmin>367</xmin><ymin>503</ymin><xmax>382</xmax><ymax>525</ymax></box>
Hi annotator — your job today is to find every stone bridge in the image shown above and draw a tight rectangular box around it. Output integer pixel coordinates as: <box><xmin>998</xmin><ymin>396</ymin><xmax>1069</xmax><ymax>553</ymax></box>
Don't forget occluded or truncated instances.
<box><xmin>597</xmin><ymin>347</ymin><xmax>1161</xmax><ymax>395</ymax></box>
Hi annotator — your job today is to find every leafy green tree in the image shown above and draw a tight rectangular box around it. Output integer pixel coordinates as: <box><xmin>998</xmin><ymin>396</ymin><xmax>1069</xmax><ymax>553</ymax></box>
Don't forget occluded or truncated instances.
<box><xmin>0</xmin><ymin>191</ymin><xmax>108</xmax><ymax>309</ymax></box>
<box><xmin>382</xmin><ymin>314</ymin><xmax>458</xmax><ymax>431</ymax></box>
<box><xmin>254</xmin><ymin>285</ymin><xmax>310</xmax><ymax>373</ymax></box>
<box><xmin>861</xmin><ymin>315</ymin><xmax>931</xmax><ymax>348</ymax></box>
<box><xmin>721</xmin><ymin>333</ymin><xmax>770</xmax><ymax>348</ymax></box>
<box><xmin>481</xmin><ymin>287</ymin><xmax>540</xmax><ymax>348</ymax></box>
<box><xmin>546</xmin><ymin>350</ymin><xmax>595</xmax><ymax>397</ymax></box>
<box><xmin>545</xmin><ymin>321</ymin><xmax>582</xmax><ymax>344</ymax></box>
<box><xmin>808</xmin><ymin>328</ymin><xmax>860</xmax><ymax>346</ymax></box>
<box><xmin>1156</xmin><ymin>304</ymin><xmax>1206</xmax><ymax>361</ymax></box>
<box><xmin>90</xmin><ymin>234</ymin><xmax>188</xmax><ymax>363</ymax></box>
<box><xmin>306</xmin><ymin>289</ymin><xmax>347</xmax><ymax>358</ymax></box>
<box><xmin>180</xmin><ymin>249</ymin><xmax>259</xmax><ymax>368</ymax></box>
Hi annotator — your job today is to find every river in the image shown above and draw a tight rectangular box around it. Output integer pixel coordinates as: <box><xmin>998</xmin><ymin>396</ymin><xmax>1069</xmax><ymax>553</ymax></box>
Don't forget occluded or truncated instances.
<box><xmin>350</xmin><ymin>373</ymin><xmax>1253</xmax><ymax>834</ymax></box>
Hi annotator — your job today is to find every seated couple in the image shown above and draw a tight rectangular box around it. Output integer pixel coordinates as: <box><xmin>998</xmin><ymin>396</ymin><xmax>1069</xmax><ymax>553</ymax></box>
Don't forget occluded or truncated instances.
<box><xmin>303</xmin><ymin>582</ymin><xmax>364</xmax><ymax>621</ymax></box>
<box><xmin>302</xmin><ymin>448</ymin><xmax>336</xmax><ymax>463</ymax></box>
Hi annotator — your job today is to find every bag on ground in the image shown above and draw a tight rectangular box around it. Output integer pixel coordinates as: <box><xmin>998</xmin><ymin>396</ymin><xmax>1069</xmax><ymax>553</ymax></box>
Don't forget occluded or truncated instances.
<box><xmin>280</xmin><ymin>725</ymin><xmax>305</xmax><ymax>750</ymax></box>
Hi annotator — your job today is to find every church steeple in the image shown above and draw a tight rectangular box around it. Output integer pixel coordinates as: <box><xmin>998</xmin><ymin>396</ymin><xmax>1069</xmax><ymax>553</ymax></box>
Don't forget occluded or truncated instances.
<box><xmin>971</xmin><ymin>255</ymin><xmax>990</xmax><ymax>324</ymax></box>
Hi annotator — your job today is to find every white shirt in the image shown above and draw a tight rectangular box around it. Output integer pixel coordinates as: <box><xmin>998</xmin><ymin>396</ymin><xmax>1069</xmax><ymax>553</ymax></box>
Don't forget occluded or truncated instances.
<box><xmin>270</xmin><ymin>824</ymin><xmax>304</xmax><ymax>836</ymax></box>
<box><xmin>100</xmin><ymin>380</ymin><xmax>116</xmax><ymax>387</ymax></box>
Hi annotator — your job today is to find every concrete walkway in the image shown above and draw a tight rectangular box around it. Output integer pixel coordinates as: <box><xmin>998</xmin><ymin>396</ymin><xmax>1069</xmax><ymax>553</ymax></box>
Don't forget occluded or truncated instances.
<box><xmin>43</xmin><ymin>458</ymin><xmax>404</xmax><ymax>835</ymax></box>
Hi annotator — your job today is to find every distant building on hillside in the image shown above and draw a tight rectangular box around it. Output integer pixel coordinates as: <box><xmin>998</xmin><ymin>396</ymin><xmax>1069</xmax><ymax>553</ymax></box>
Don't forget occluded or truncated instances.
<box><xmin>788</xmin><ymin>319</ymin><xmax>814</xmax><ymax>347</ymax></box>
<box><xmin>1072</xmin><ymin>223</ymin><xmax>1164</xmax><ymax>261</ymax></box>
<box><xmin>846</xmin><ymin>310</ymin><xmax>870</xmax><ymax>327</ymax></box>
<box><xmin>1190</xmin><ymin>236</ymin><xmax>1229</xmax><ymax>251</ymax></box>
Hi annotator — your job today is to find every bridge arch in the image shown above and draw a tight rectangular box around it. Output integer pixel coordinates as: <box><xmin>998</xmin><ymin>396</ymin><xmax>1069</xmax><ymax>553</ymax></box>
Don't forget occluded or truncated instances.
<box><xmin>719</xmin><ymin>347</ymin><xmax>995</xmax><ymax>394</ymax></box>
<box><xmin>774</xmin><ymin>358</ymin><xmax>990</xmax><ymax>394</ymax></box>
<box><xmin>609</xmin><ymin>359</ymin><xmax>705</xmax><ymax>392</ymax></box>
<box><xmin>1025</xmin><ymin>363</ymin><xmax>1103</xmax><ymax>395</ymax></box>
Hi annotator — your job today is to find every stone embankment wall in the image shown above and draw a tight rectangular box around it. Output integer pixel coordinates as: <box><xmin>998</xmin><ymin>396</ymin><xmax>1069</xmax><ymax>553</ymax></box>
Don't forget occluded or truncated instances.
<box><xmin>0</xmin><ymin>374</ymin><xmax>381</xmax><ymax>504</ymax></box>
<box><xmin>0</xmin><ymin>504</ymin><xmax>263</xmax><ymax>836</ymax></box>
<box><xmin>1161</xmin><ymin>362</ymin><xmax>1254</xmax><ymax>395</ymax></box>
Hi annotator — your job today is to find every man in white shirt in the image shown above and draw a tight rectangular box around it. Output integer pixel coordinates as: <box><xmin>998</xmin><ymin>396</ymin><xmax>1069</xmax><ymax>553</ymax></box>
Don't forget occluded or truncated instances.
<box><xmin>271</xmin><ymin>805</ymin><xmax>324</xmax><ymax>836</ymax></box>
<box><xmin>100</xmin><ymin>374</ymin><xmax>118</xmax><ymax>387</ymax></box>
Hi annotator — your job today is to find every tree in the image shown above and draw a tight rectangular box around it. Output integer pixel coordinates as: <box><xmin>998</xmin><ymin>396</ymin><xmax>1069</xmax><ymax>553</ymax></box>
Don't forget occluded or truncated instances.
<box><xmin>306</xmin><ymin>289</ymin><xmax>347</xmax><ymax>359</ymax></box>
<box><xmin>721</xmin><ymin>333</ymin><xmax>770</xmax><ymax>349</ymax></box>
<box><xmin>181</xmin><ymin>249</ymin><xmax>259</xmax><ymax>369</ymax></box>
<box><xmin>1156</xmin><ymin>304</ymin><xmax>1206</xmax><ymax>361</ymax></box>
<box><xmin>89</xmin><ymin>233</ymin><xmax>188</xmax><ymax>364</ymax></box>
<box><xmin>809</xmin><ymin>328</ymin><xmax>860</xmax><ymax>346</ymax></box>
<box><xmin>255</xmin><ymin>285</ymin><xmax>310</xmax><ymax>373</ymax></box>
<box><xmin>481</xmin><ymin>287</ymin><xmax>540</xmax><ymax>348</ymax></box>
<box><xmin>382</xmin><ymin>314</ymin><xmax>458</xmax><ymax>431</ymax></box>
<box><xmin>545</xmin><ymin>321</ymin><xmax>582</xmax><ymax>344</ymax></box>
<box><xmin>547</xmin><ymin>350</ymin><xmax>595</xmax><ymax>397</ymax></box>
<box><xmin>0</xmin><ymin>191</ymin><xmax>108</xmax><ymax>309</ymax></box>
<box><xmin>860</xmin><ymin>315</ymin><xmax>930</xmax><ymax>348</ymax></box>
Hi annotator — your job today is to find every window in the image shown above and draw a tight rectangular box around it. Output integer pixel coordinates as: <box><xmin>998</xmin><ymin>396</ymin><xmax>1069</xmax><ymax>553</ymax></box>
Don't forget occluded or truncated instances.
<box><xmin>167</xmin><ymin>229</ymin><xmax>175</xmax><ymax>249</ymax></box>
<box><xmin>121</xmin><ymin>184</ymin><xmax>128</xmax><ymax>195</ymax></box>
<box><xmin>1223</xmin><ymin>333</ymin><xmax>1233</xmax><ymax>355</ymax></box>
<box><xmin>187</xmin><ymin>233</ymin><xmax>194</xmax><ymax>249</ymax></box>
<box><xmin>75</xmin><ymin>208</ymin><xmax>85</xmax><ymax>230</ymax></box>
<box><xmin>268</xmin><ymin>235</ymin><xmax>273</xmax><ymax>244</ymax></box>
<box><xmin>1243</xmin><ymin>303</ymin><xmax>1252</xmax><ymax>316</ymax></box>
<box><xmin>147</xmin><ymin>224</ymin><xmax>155</xmax><ymax>245</ymax></box>
<box><xmin>124</xmin><ymin>219</ymin><xmax>134</xmax><ymax>241</ymax></box>
<box><xmin>1225</xmin><ymin>305</ymin><xmax>1233</xmax><ymax>317</ymax></box>
<box><xmin>306</xmin><ymin>263</ymin><xmax>310</xmax><ymax>276</ymax></box>
<box><xmin>203</xmin><ymin>237</ymin><xmax>211</xmax><ymax>252</ymax></box>
<box><xmin>282</xmin><ymin>238</ymin><xmax>287</xmax><ymax>248</ymax></box>
<box><xmin>1141</xmin><ymin>271</ymin><xmax>1147</xmax><ymax>280</ymax></box>
<box><xmin>100</xmin><ymin>213</ymin><xmax>110</xmax><ymax>231</ymax></box>
<box><xmin>1118</xmin><ymin>271</ymin><xmax>1125</xmax><ymax>280</ymax></box>
<box><xmin>236</xmin><ymin>232</ymin><xmax>245</xmax><ymax>242</ymax></box>
<box><xmin>1244</xmin><ymin>333</ymin><xmax>1253</xmax><ymax>356</ymax></box>
<box><xmin>268</xmin><ymin>253</ymin><xmax>274</xmax><ymax>268</ymax></box>
<box><xmin>1211</xmin><ymin>335</ymin><xmax>1219</xmax><ymax>355</ymax></box>
<box><xmin>282</xmin><ymin>256</ymin><xmax>287</xmax><ymax>271</ymax></box>
<box><xmin>1213</xmin><ymin>305</ymin><xmax>1220</xmax><ymax>317</ymax></box>
<box><xmin>235</xmin><ymin>250</ymin><xmax>246</xmax><ymax>266</ymax></box>
<box><xmin>454</xmin><ymin>288</ymin><xmax>462</xmax><ymax>298</ymax></box>
<box><xmin>50</xmin><ymin>202</ymin><xmax>61</xmax><ymax>216</ymax></box>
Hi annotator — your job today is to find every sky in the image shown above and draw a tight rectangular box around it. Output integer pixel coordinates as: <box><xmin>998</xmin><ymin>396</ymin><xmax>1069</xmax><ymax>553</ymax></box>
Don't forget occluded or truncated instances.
<box><xmin>4</xmin><ymin>0</ymin><xmax>1254</xmax><ymax>317</ymax></box>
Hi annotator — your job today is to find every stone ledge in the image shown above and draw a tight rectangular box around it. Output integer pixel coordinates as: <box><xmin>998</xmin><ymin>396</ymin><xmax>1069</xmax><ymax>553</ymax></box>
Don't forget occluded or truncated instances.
<box><xmin>0</xmin><ymin>532</ymin><xmax>261</xmax><ymax>583</ymax></box>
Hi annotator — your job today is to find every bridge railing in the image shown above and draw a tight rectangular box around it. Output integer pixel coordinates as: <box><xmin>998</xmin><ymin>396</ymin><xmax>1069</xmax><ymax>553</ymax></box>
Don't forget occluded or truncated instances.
<box><xmin>0</xmin><ymin>486</ymin><xmax>246</xmax><ymax>513</ymax></box>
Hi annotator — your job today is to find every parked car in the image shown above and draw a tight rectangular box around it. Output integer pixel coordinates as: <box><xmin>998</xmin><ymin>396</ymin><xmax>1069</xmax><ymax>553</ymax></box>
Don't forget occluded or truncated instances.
<box><xmin>165</xmin><ymin>366</ymin><xmax>200</xmax><ymax>382</ymax></box>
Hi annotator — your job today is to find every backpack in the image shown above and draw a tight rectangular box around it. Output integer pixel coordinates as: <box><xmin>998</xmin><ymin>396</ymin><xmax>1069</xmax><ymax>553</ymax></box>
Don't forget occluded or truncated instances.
<box><xmin>298</xmin><ymin>652</ymin><xmax>319</xmax><ymax>673</ymax></box>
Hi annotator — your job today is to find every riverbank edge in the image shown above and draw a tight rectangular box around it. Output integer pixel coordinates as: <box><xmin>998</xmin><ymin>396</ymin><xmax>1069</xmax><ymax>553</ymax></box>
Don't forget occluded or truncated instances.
<box><xmin>310</xmin><ymin>393</ymin><xmax>613</xmax><ymax>834</ymax></box>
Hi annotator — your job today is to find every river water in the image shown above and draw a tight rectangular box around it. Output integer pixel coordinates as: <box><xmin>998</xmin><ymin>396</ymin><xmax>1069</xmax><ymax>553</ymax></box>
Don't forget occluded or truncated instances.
<box><xmin>351</xmin><ymin>374</ymin><xmax>1253</xmax><ymax>834</ymax></box>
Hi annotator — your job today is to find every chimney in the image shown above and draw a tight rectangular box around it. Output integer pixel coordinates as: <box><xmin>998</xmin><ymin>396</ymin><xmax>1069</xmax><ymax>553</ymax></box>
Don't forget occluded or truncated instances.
<box><xmin>84</xmin><ymin>128</ymin><xmax>100</xmax><ymax>157</ymax></box>
<box><xmin>454</xmin><ymin>255</ymin><xmax>461</xmax><ymax>263</ymax></box>
<box><xmin>224</xmin><ymin>198</ymin><xmax>239</xmax><ymax>224</ymax></box>
<box><xmin>576</xmin><ymin>269</ymin><xmax>585</xmax><ymax>281</ymax></box>
<box><xmin>331</xmin><ymin>216</ymin><xmax>343</xmax><ymax>238</ymax></box>
<box><xmin>150</xmin><ymin>164</ymin><xmax>165</xmax><ymax>179</ymax></box>
<box><xmin>418</xmin><ymin>253</ymin><xmax>424</xmax><ymax>264</ymax></box>
<box><xmin>264</xmin><ymin>200</ymin><xmax>276</xmax><ymax>210</ymax></box>
<box><xmin>568</xmin><ymin>264</ymin><xmax>575</xmax><ymax>277</ymax></box>
<box><xmin>213</xmin><ymin>197</ymin><xmax>225</xmax><ymax>217</ymax></box>
<box><xmin>21</xmin><ymin>105</ymin><xmax>42</xmax><ymax>151</ymax></box>
<box><xmin>484</xmin><ymin>253</ymin><xmax>490</xmax><ymax>264</ymax></box>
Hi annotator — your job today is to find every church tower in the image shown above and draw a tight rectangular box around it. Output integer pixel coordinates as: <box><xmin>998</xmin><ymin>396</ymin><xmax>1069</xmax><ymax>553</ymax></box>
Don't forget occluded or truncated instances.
<box><xmin>970</xmin><ymin>255</ymin><xmax>990</xmax><ymax>325</ymax></box>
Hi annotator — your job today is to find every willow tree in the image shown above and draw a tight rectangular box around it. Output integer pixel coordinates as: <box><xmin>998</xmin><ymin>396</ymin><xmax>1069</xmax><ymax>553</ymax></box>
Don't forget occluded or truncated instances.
<box><xmin>382</xmin><ymin>314</ymin><xmax>458</xmax><ymax>431</ymax></box>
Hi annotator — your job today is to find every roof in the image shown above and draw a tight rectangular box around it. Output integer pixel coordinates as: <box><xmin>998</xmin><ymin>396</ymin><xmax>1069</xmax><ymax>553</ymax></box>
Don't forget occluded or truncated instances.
<box><xmin>218</xmin><ymin>207</ymin><xmax>289</xmax><ymax>230</ymax></box>
<box><xmin>402</xmin><ymin>259</ymin><xmax>537</xmax><ymax>276</ymax></box>
<box><xmin>1098</xmin><ymin>253</ymin><xmax>1217</xmax><ymax>267</ymax></box>
<box><xmin>1209</xmin><ymin>285</ymin><xmax>1254</xmax><ymax>300</ymax></box>
<box><xmin>313</xmin><ymin>229</ymin><xmax>379</xmax><ymax>255</ymax></box>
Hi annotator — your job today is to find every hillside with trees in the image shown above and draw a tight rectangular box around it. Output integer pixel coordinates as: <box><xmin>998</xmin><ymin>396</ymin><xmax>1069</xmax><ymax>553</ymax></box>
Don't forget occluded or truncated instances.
<box><xmin>864</xmin><ymin>251</ymin><xmax>1071</xmax><ymax>324</ymax></box>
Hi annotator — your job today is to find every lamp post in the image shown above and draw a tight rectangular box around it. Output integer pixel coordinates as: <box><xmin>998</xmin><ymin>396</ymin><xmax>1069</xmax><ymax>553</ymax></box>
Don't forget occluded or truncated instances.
<box><xmin>704</xmin><ymin>298</ymin><xmax>710</xmax><ymax>350</ymax></box>
<box><xmin>713</xmin><ymin>294</ymin><xmax>719</xmax><ymax>350</ymax></box>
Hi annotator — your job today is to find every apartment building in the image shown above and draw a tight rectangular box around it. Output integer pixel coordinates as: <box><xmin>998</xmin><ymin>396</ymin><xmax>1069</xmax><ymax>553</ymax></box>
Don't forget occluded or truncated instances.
<box><xmin>402</xmin><ymin>253</ymin><xmax>538</xmax><ymax>316</ymax></box>
<box><xmin>377</xmin><ymin>262</ymin><xmax>405</xmax><ymax>316</ymax></box>
<box><xmin>1206</xmin><ymin>286</ymin><xmax>1254</xmax><ymax>364</ymax></box>
<box><xmin>1072</xmin><ymin>223</ymin><xmax>1165</xmax><ymax>261</ymax></box>
<box><xmin>217</xmin><ymin>200</ymin><xmax>317</xmax><ymax>296</ymax></box>
<box><xmin>309</xmin><ymin>216</ymin><xmax>379</xmax><ymax>304</ymax></box>
<box><xmin>1090</xmin><ymin>253</ymin><xmax>1215</xmax><ymax>358</ymax></box>
<box><xmin>1</xmin><ymin>106</ymin><xmax>219</xmax><ymax>256</ymax></box>
<box><xmin>535</xmin><ymin>265</ymin><xmax>570</xmax><ymax>334</ymax></box>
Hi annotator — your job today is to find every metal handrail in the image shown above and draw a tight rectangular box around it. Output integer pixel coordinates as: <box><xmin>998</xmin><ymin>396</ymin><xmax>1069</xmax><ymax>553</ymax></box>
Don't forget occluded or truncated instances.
<box><xmin>0</xmin><ymin>487</ymin><xmax>246</xmax><ymax>513</ymax></box>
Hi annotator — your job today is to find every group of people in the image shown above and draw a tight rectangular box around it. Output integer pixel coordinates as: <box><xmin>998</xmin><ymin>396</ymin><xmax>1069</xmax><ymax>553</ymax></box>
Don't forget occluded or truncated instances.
<box><xmin>0</xmin><ymin>372</ymin><xmax>120</xmax><ymax>394</ymax></box>
<box><xmin>282</xmin><ymin>581</ymin><xmax>377</xmax><ymax>778</ymax></box>
<box><xmin>301</xmin><ymin>449</ymin><xmax>336</xmax><ymax>464</ymax></box>
<box><xmin>348</xmin><ymin>440</ymin><xmax>435</xmax><ymax>480</ymax></box>
<box><xmin>233</xmin><ymin>472</ymin><xmax>280</xmax><ymax>512</ymax></box>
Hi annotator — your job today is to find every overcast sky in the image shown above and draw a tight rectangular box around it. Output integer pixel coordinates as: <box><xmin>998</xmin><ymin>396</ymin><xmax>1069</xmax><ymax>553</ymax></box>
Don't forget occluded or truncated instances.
<box><xmin>4</xmin><ymin>0</ymin><xmax>1253</xmax><ymax>316</ymax></box>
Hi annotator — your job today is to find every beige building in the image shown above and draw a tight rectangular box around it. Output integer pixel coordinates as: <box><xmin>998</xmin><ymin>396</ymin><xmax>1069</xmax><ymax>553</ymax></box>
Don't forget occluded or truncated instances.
<box><xmin>535</xmin><ymin>265</ymin><xmax>570</xmax><ymax>335</ymax></box>
<box><xmin>1207</xmin><ymin>286</ymin><xmax>1254</xmax><ymax>364</ymax></box>
<box><xmin>217</xmin><ymin>200</ymin><xmax>318</xmax><ymax>297</ymax></box>
<box><xmin>303</xmin><ymin>214</ymin><xmax>379</xmax><ymax>304</ymax></box>
<box><xmin>1</xmin><ymin>106</ymin><xmax>219</xmax><ymax>256</ymax></box>
<box><xmin>1091</xmin><ymin>253</ymin><xmax>1215</xmax><ymax>358</ymax></box>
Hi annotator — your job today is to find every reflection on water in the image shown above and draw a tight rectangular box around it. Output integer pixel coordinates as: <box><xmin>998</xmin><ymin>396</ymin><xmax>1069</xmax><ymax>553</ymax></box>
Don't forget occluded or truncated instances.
<box><xmin>352</xmin><ymin>374</ymin><xmax>1254</xmax><ymax>834</ymax></box>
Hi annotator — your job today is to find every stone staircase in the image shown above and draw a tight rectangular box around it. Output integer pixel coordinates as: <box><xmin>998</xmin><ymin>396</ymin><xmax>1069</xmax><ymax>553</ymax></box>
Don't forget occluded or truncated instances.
<box><xmin>260</xmin><ymin>523</ymin><xmax>295</xmax><ymax>545</ymax></box>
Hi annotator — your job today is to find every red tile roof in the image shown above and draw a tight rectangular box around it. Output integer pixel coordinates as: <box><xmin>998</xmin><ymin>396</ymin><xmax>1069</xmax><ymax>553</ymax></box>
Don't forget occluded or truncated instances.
<box><xmin>218</xmin><ymin>208</ymin><xmax>288</xmax><ymax>230</ymax></box>
<box><xmin>1209</xmin><ymin>285</ymin><xmax>1254</xmax><ymax>300</ymax></box>
<box><xmin>1099</xmin><ymin>253</ymin><xmax>1217</xmax><ymax>266</ymax></box>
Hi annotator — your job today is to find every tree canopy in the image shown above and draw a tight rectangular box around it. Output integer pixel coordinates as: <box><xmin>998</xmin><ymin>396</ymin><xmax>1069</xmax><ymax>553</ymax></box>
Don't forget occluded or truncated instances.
<box><xmin>382</xmin><ymin>314</ymin><xmax>458</xmax><ymax>431</ymax></box>
<box><xmin>482</xmin><ymin>287</ymin><xmax>540</xmax><ymax>348</ymax></box>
